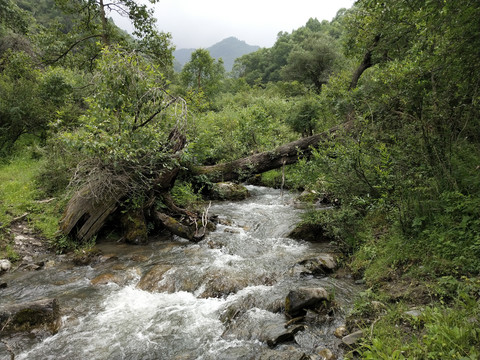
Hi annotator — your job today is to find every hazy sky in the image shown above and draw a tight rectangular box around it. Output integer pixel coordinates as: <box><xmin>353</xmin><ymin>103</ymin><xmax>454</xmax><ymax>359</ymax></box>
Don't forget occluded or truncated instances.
<box><xmin>113</xmin><ymin>0</ymin><xmax>356</xmax><ymax>49</ymax></box>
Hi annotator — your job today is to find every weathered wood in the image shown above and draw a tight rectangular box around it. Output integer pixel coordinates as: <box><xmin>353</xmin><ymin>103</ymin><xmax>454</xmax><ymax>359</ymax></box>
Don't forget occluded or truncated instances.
<box><xmin>191</xmin><ymin>121</ymin><xmax>352</xmax><ymax>182</ymax></box>
<box><xmin>59</xmin><ymin>186</ymin><xmax>125</xmax><ymax>242</ymax></box>
<box><xmin>155</xmin><ymin>211</ymin><xmax>205</xmax><ymax>242</ymax></box>
<box><xmin>59</xmin><ymin>128</ymin><xmax>187</xmax><ymax>242</ymax></box>
<box><xmin>0</xmin><ymin>298</ymin><xmax>61</xmax><ymax>334</ymax></box>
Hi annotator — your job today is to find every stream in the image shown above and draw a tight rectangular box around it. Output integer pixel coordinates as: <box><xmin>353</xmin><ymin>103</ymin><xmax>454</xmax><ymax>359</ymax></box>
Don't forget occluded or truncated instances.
<box><xmin>0</xmin><ymin>186</ymin><xmax>358</xmax><ymax>359</ymax></box>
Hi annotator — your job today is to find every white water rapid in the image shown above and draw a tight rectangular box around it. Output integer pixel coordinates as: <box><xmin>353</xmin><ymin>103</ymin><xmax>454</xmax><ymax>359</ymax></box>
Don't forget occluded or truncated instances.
<box><xmin>0</xmin><ymin>186</ymin><xmax>357</xmax><ymax>359</ymax></box>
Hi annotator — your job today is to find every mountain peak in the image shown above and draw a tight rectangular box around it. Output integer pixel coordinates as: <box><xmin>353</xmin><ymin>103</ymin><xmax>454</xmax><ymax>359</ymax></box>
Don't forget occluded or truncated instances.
<box><xmin>174</xmin><ymin>37</ymin><xmax>260</xmax><ymax>72</ymax></box>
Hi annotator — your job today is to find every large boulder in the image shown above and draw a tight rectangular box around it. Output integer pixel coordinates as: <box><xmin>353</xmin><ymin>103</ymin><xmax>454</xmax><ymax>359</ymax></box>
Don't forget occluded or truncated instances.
<box><xmin>294</xmin><ymin>254</ymin><xmax>338</xmax><ymax>276</ymax></box>
<box><xmin>222</xmin><ymin>308</ymin><xmax>304</xmax><ymax>348</ymax></box>
<box><xmin>0</xmin><ymin>298</ymin><xmax>61</xmax><ymax>335</ymax></box>
<box><xmin>287</xmin><ymin>222</ymin><xmax>331</xmax><ymax>242</ymax></box>
<box><xmin>210</xmin><ymin>182</ymin><xmax>250</xmax><ymax>201</ymax></box>
<box><xmin>285</xmin><ymin>287</ymin><xmax>330</xmax><ymax>317</ymax></box>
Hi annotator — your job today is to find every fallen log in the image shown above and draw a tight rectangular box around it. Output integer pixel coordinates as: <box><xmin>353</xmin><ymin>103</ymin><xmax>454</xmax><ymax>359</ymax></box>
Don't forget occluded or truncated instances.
<box><xmin>191</xmin><ymin>121</ymin><xmax>352</xmax><ymax>183</ymax></box>
<box><xmin>59</xmin><ymin>122</ymin><xmax>351</xmax><ymax>243</ymax></box>
<box><xmin>154</xmin><ymin>212</ymin><xmax>205</xmax><ymax>242</ymax></box>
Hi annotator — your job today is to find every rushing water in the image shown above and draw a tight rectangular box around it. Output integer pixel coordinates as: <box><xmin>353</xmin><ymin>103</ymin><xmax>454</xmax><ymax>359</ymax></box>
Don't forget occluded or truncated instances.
<box><xmin>1</xmin><ymin>186</ymin><xmax>358</xmax><ymax>359</ymax></box>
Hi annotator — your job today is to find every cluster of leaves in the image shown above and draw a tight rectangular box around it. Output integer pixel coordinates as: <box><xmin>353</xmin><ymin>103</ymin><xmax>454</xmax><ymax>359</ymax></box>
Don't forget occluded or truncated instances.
<box><xmin>233</xmin><ymin>15</ymin><xmax>348</xmax><ymax>91</ymax></box>
<box><xmin>57</xmin><ymin>46</ymin><xmax>185</xmax><ymax>202</ymax></box>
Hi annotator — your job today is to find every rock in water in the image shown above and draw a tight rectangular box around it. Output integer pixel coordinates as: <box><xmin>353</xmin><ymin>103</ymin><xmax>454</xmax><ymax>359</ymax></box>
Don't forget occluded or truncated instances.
<box><xmin>210</xmin><ymin>182</ymin><xmax>250</xmax><ymax>201</ymax></box>
<box><xmin>295</xmin><ymin>254</ymin><xmax>338</xmax><ymax>276</ymax></box>
<box><xmin>285</xmin><ymin>287</ymin><xmax>330</xmax><ymax>317</ymax></box>
<box><xmin>334</xmin><ymin>325</ymin><xmax>348</xmax><ymax>338</ymax></box>
<box><xmin>0</xmin><ymin>298</ymin><xmax>61</xmax><ymax>334</ymax></box>
<box><xmin>136</xmin><ymin>264</ymin><xmax>172</xmax><ymax>292</ymax></box>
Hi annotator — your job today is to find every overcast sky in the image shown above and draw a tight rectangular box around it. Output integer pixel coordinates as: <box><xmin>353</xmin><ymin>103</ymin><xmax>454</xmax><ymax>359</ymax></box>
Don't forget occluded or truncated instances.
<box><xmin>113</xmin><ymin>0</ymin><xmax>356</xmax><ymax>49</ymax></box>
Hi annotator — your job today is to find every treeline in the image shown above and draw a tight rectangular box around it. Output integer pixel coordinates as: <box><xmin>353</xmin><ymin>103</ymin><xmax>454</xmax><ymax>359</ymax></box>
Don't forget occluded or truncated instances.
<box><xmin>1</xmin><ymin>0</ymin><xmax>480</xmax><ymax>357</ymax></box>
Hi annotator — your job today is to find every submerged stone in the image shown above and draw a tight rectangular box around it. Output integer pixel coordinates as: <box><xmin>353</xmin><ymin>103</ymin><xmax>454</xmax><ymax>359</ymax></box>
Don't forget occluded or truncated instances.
<box><xmin>136</xmin><ymin>264</ymin><xmax>172</xmax><ymax>292</ymax></box>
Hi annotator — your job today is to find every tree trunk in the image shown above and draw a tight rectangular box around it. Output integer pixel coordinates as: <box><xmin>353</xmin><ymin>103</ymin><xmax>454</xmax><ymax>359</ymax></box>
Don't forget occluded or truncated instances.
<box><xmin>349</xmin><ymin>35</ymin><xmax>380</xmax><ymax>90</ymax></box>
<box><xmin>191</xmin><ymin>121</ymin><xmax>352</xmax><ymax>183</ymax></box>
<box><xmin>154</xmin><ymin>212</ymin><xmax>205</xmax><ymax>242</ymax></box>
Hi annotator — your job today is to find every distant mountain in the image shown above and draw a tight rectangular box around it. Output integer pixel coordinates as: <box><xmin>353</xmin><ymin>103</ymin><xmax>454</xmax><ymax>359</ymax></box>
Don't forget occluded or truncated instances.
<box><xmin>174</xmin><ymin>37</ymin><xmax>260</xmax><ymax>72</ymax></box>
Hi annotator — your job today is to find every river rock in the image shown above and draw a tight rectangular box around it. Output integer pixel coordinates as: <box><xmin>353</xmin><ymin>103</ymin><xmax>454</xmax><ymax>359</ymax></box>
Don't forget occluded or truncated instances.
<box><xmin>287</xmin><ymin>222</ymin><xmax>330</xmax><ymax>242</ymax></box>
<box><xmin>0</xmin><ymin>298</ymin><xmax>61</xmax><ymax>335</ymax></box>
<box><xmin>334</xmin><ymin>325</ymin><xmax>348</xmax><ymax>338</ymax></box>
<box><xmin>0</xmin><ymin>259</ymin><xmax>12</xmax><ymax>272</ymax></box>
<box><xmin>316</xmin><ymin>347</ymin><xmax>336</xmax><ymax>360</ymax></box>
<box><xmin>295</xmin><ymin>254</ymin><xmax>337</xmax><ymax>276</ymax></box>
<box><xmin>210</xmin><ymin>182</ymin><xmax>250</xmax><ymax>201</ymax></box>
<box><xmin>199</xmin><ymin>271</ymin><xmax>251</xmax><ymax>298</ymax></box>
<box><xmin>342</xmin><ymin>330</ymin><xmax>363</xmax><ymax>346</ymax></box>
<box><xmin>136</xmin><ymin>264</ymin><xmax>172</xmax><ymax>292</ymax></box>
<box><xmin>121</xmin><ymin>208</ymin><xmax>148</xmax><ymax>244</ymax></box>
<box><xmin>285</xmin><ymin>287</ymin><xmax>330</xmax><ymax>317</ymax></box>
<box><xmin>222</xmin><ymin>308</ymin><xmax>304</xmax><ymax>347</ymax></box>
<box><xmin>90</xmin><ymin>273</ymin><xmax>121</xmax><ymax>286</ymax></box>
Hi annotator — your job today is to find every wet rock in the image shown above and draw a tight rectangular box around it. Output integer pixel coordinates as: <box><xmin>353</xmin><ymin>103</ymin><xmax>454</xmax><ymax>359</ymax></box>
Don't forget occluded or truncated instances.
<box><xmin>222</xmin><ymin>309</ymin><xmax>304</xmax><ymax>348</ymax></box>
<box><xmin>136</xmin><ymin>264</ymin><xmax>172</xmax><ymax>292</ymax></box>
<box><xmin>0</xmin><ymin>298</ymin><xmax>61</xmax><ymax>335</ymax></box>
<box><xmin>21</xmin><ymin>261</ymin><xmax>44</xmax><ymax>271</ymax></box>
<box><xmin>210</xmin><ymin>182</ymin><xmax>250</xmax><ymax>201</ymax></box>
<box><xmin>316</xmin><ymin>347</ymin><xmax>336</xmax><ymax>360</ymax></box>
<box><xmin>199</xmin><ymin>272</ymin><xmax>251</xmax><ymax>298</ymax></box>
<box><xmin>90</xmin><ymin>273</ymin><xmax>121</xmax><ymax>286</ymax></box>
<box><xmin>130</xmin><ymin>254</ymin><xmax>149</xmax><ymax>262</ymax></box>
<box><xmin>265</xmin><ymin>323</ymin><xmax>305</xmax><ymax>348</ymax></box>
<box><xmin>0</xmin><ymin>259</ymin><xmax>12</xmax><ymax>272</ymax></box>
<box><xmin>295</xmin><ymin>254</ymin><xmax>338</xmax><ymax>276</ymax></box>
<box><xmin>71</xmin><ymin>249</ymin><xmax>103</xmax><ymax>266</ymax></box>
<box><xmin>334</xmin><ymin>325</ymin><xmax>348</xmax><ymax>338</ymax></box>
<box><xmin>285</xmin><ymin>287</ymin><xmax>330</xmax><ymax>317</ymax></box>
<box><xmin>342</xmin><ymin>330</ymin><xmax>363</xmax><ymax>346</ymax></box>
<box><xmin>287</xmin><ymin>222</ymin><xmax>331</xmax><ymax>242</ymax></box>
<box><xmin>121</xmin><ymin>208</ymin><xmax>148</xmax><ymax>244</ymax></box>
<box><xmin>0</xmin><ymin>282</ymin><xmax>7</xmax><ymax>289</ymax></box>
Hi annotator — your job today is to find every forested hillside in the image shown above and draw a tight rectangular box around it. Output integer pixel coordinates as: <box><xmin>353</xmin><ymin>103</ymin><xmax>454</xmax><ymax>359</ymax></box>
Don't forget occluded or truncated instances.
<box><xmin>1</xmin><ymin>0</ymin><xmax>479</xmax><ymax>358</ymax></box>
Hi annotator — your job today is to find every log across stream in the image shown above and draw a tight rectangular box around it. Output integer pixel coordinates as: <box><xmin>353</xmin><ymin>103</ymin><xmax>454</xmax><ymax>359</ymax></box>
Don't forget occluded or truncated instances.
<box><xmin>0</xmin><ymin>186</ymin><xmax>359</xmax><ymax>359</ymax></box>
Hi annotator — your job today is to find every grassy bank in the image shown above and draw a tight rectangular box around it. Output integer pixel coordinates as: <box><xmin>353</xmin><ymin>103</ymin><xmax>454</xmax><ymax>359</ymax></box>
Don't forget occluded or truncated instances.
<box><xmin>0</xmin><ymin>153</ymin><xmax>65</xmax><ymax>258</ymax></box>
